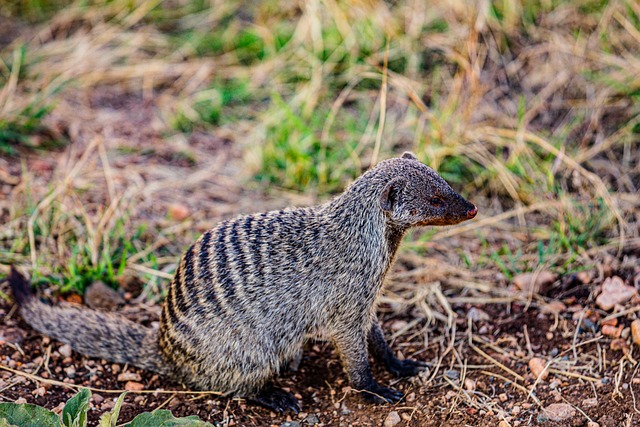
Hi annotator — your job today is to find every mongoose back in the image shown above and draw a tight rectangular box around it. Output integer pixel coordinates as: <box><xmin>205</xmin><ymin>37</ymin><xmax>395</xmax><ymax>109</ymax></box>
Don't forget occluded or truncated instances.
<box><xmin>9</xmin><ymin>152</ymin><xmax>478</xmax><ymax>412</ymax></box>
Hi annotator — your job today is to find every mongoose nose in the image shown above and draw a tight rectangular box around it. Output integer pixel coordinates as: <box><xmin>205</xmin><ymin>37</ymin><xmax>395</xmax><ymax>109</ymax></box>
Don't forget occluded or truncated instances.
<box><xmin>466</xmin><ymin>206</ymin><xmax>478</xmax><ymax>218</ymax></box>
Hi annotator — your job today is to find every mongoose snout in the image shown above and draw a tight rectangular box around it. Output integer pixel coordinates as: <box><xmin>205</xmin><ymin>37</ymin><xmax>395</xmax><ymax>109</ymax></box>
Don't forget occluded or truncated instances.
<box><xmin>9</xmin><ymin>151</ymin><xmax>478</xmax><ymax>413</ymax></box>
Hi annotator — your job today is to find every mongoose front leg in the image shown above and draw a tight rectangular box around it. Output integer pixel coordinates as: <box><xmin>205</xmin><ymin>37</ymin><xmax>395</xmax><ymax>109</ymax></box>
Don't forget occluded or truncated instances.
<box><xmin>333</xmin><ymin>329</ymin><xmax>404</xmax><ymax>404</ymax></box>
<box><xmin>368</xmin><ymin>320</ymin><xmax>427</xmax><ymax>378</ymax></box>
<box><xmin>248</xmin><ymin>385</ymin><xmax>301</xmax><ymax>413</ymax></box>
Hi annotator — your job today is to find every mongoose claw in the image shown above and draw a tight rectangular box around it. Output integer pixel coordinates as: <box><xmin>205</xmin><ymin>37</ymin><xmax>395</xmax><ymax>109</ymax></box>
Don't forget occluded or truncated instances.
<box><xmin>249</xmin><ymin>386</ymin><xmax>301</xmax><ymax>413</ymax></box>
<box><xmin>385</xmin><ymin>358</ymin><xmax>428</xmax><ymax>378</ymax></box>
<box><xmin>360</xmin><ymin>384</ymin><xmax>404</xmax><ymax>404</ymax></box>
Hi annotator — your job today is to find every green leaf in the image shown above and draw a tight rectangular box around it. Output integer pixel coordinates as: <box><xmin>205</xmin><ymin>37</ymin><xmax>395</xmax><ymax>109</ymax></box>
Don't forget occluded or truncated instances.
<box><xmin>123</xmin><ymin>410</ymin><xmax>215</xmax><ymax>427</ymax></box>
<box><xmin>99</xmin><ymin>392</ymin><xmax>127</xmax><ymax>427</ymax></box>
<box><xmin>0</xmin><ymin>418</ymin><xmax>19</xmax><ymax>427</ymax></box>
<box><xmin>0</xmin><ymin>403</ymin><xmax>63</xmax><ymax>427</ymax></box>
<box><xmin>62</xmin><ymin>388</ymin><xmax>91</xmax><ymax>427</ymax></box>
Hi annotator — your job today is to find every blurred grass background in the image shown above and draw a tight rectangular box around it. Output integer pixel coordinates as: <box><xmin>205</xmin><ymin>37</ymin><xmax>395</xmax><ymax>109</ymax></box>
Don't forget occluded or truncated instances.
<box><xmin>0</xmin><ymin>0</ymin><xmax>638</xmax><ymax>298</ymax></box>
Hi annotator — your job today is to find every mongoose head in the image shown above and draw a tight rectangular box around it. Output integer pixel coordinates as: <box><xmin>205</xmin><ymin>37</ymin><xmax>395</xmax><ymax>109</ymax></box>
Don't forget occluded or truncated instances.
<box><xmin>377</xmin><ymin>152</ymin><xmax>478</xmax><ymax>228</ymax></box>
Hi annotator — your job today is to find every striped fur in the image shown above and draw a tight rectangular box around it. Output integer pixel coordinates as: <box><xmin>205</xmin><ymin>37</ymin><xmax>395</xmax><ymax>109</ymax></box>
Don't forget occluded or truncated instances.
<box><xmin>11</xmin><ymin>152</ymin><xmax>477</xmax><ymax>408</ymax></box>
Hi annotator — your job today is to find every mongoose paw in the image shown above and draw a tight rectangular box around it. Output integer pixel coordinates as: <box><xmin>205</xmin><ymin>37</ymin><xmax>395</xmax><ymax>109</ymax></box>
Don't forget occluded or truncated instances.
<box><xmin>249</xmin><ymin>386</ymin><xmax>301</xmax><ymax>413</ymax></box>
<box><xmin>385</xmin><ymin>357</ymin><xmax>427</xmax><ymax>378</ymax></box>
<box><xmin>360</xmin><ymin>384</ymin><xmax>404</xmax><ymax>404</ymax></box>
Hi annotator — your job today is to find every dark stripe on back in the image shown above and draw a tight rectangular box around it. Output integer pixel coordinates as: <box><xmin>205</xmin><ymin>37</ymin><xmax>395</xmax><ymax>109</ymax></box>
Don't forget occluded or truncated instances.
<box><xmin>230</xmin><ymin>219</ymin><xmax>248</xmax><ymax>286</ymax></box>
<box><xmin>250</xmin><ymin>214</ymin><xmax>264</xmax><ymax>281</ymax></box>
<box><xmin>198</xmin><ymin>229</ymin><xmax>222</xmax><ymax>313</ymax></box>
<box><xmin>215</xmin><ymin>221</ymin><xmax>234</xmax><ymax>301</ymax></box>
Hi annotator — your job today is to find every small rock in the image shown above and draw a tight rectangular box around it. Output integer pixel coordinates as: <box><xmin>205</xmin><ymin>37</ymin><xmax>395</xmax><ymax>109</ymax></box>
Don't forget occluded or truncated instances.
<box><xmin>576</xmin><ymin>271</ymin><xmax>593</xmax><ymax>284</ymax></box>
<box><xmin>85</xmin><ymin>281</ymin><xmax>125</xmax><ymax>311</ymax></box>
<box><xmin>540</xmin><ymin>403</ymin><xmax>576</xmax><ymax>422</ymax></box>
<box><xmin>529</xmin><ymin>357</ymin><xmax>549</xmax><ymax>380</ymax></box>
<box><xmin>631</xmin><ymin>319</ymin><xmax>640</xmax><ymax>346</ymax></box>
<box><xmin>390</xmin><ymin>320</ymin><xmax>409</xmax><ymax>331</ymax></box>
<box><xmin>610</xmin><ymin>339</ymin><xmax>629</xmax><ymax>353</ymax></box>
<box><xmin>15</xmin><ymin>397</ymin><xmax>27</xmax><ymax>404</ymax></box>
<box><xmin>92</xmin><ymin>393</ymin><xmax>104</xmax><ymax>404</ymax></box>
<box><xmin>0</xmin><ymin>327</ymin><xmax>26</xmax><ymax>345</ymax></box>
<box><xmin>58</xmin><ymin>344</ymin><xmax>73</xmax><ymax>358</ymax></box>
<box><xmin>601</xmin><ymin>324</ymin><xmax>623</xmax><ymax>338</ymax></box>
<box><xmin>406</xmin><ymin>392</ymin><xmax>416</xmax><ymax>402</ymax></box>
<box><xmin>305</xmin><ymin>414</ymin><xmax>319</xmax><ymax>425</ymax></box>
<box><xmin>168</xmin><ymin>204</ymin><xmax>190</xmax><ymax>221</ymax></box>
<box><xmin>499</xmin><ymin>421</ymin><xmax>509</xmax><ymax>427</ymax></box>
<box><xmin>65</xmin><ymin>294</ymin><xmax>83</xmax><ymax>305</ymax></box>
<box><xmin>512</xmin><ymin>406</ymin><xmax>521</xmax><ymax>415</ymax></box>
<box><xmin>383</xmin><ymin>411</ymin><xmax>401</xmax><ymax>427</ymax></box>
<box><xmin>499</xmin><ymin>393</ymin><xmax>508</xmax><ymax>402</ymax></box>
<box><xmin>117</xmin><ymin>372</ymin><xmax>142</xmax><ymax>382</ymax></box>
<box><xmin>581</xmin><ymin>398</ymin><xmax>597</xmax><ymax>408</ymax></box>
<box><xmin>444</xmin><ymin>369</ymin><xmax>459</xmax><ymax>381</ymax></box>
<box><xmin>541</xmin><ymin>301</ymin><xmax>566</xmax><ymax>314</ymax></box>
<box><xmin>513</xmin><ymin>271</ymin><xmax>557</xmax><ymax>293</ymax></box>
<box><xmin>467</xmin><ymin>307</ymin><xmax>490</xmax><ymax>322</ymax></box>
<box><xmin>124</xmin><ymin>381</ymin><xmax>144</xmax><ymax>391</ymax></box>
<box><xmin>587</xmin><ymin>422</ymin><xmax>599</xmax><ymax>427</ymax></box>
<box><xmin>280</xmin><ymin>422</ymin><xmax>300</xmax><ymax>427</ymax></box>
<box><xmin>600</xmin><ymin>317</ymin><xmax>618</xmax><ymax>327</ymax></box>
<box><xmin>32</xmin><ymin>387</ymin><xmax>46</xmax><ymax>397</ymax></box>
<box><xmin>464</xmin><ymin>378</ymin><xmax>476</xmax><ymax>391</ymax></box>
<box><xmin>596</xmin><ymin>276</ymin><xmax>638</xmax><ymax>311</ymax></box>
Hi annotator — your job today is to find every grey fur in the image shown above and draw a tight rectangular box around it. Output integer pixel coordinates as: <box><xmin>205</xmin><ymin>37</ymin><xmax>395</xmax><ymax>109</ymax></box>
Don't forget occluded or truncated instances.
<box><xmin>10</xmin><ymin>153</ymin><xmax>477</xmax><ymax>411</ymax></box>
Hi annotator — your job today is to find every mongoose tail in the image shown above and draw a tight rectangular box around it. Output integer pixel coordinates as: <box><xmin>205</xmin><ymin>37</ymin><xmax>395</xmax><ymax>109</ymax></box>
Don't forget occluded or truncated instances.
<box><xmin>8</xmin><ymin>266</ymin><xmax>168</xmax><ymax>375</ymax></box>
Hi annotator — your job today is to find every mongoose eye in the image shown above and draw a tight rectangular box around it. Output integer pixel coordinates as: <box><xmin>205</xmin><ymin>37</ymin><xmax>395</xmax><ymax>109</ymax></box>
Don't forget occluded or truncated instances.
<box><xmin>430</xmin><ymin>196</ymin><xmax>444</xmax><ymax>206</ymax></box>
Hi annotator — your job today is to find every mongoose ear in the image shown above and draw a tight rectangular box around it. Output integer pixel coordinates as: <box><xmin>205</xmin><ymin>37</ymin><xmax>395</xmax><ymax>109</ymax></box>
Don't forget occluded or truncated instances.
<box><xmin>401</xmin><ymin>152</ymin><xmax>418</xmax><ymax>160</ymax></box>
<box><xmin>379</xmin><ymin>177</ymin><xmax>407</xmax><ymax>213</ymax></box>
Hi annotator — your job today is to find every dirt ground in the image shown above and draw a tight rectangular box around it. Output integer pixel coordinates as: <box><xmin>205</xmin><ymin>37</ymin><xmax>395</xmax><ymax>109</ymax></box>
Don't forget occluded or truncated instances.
<box><xmin>2</xmin><ymin>257</ymin><xmax>640</xmax><ymax>427</ymax></box>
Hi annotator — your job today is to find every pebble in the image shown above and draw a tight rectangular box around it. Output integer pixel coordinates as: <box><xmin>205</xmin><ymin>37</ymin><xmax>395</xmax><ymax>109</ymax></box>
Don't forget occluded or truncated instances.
<box><xmin>631</xmin><ymin>320</ymin><xmax>640</xmax><ymax>346</ymax></box>
<box><xmin>390</xmin><ymin>320</ymin><xmax>409</xmax><ymax>331</ymax></box>
<box><xmin>117</xmin><ymin>372</ymin><xmax>142</xmax><ymax>382</ymax></box>
<box><xmin>406</xmin><ymin>392</ymin><xmax>416</xmax><ymax>402</ymax></box>
<box><xmin>529</xmin><ymin>357</ymin><xmax>549</xmax><ymax>380</ymax></box>
<box><xmin>444</xmin><ymin>369</ymin><xmax>459</xmax><ymax>381</ymax></box>
<box><xmin>587</xmin><ymin>422</ymin><xmax>599</xmax><ymax>427</ymax></box>
<box><xmin>601</xmin><ymin>324</ymin><xmax>623</xmax><ymax>338</ymax></box>
<box><xmin>58</xmin><ymin>344</ymin><xmax>73</xmax><ymax>358</ymax></box>
<box><xmin>539</xmin><ymin>403</ymin><xmax>576</xmax><ymax>422</ymax></box>
<box><xmin>499</xmin><ymin>393</ymin><xmax>508</xmax><ymax>402</ymax></box>
<box><xmin>513</xmin><ymin>271</ymin><xmax>557</xmax><ymax>293</ymax></box>
<box><xmin>85</xmin><ymin>281</ymin><xmax>125</xmax><ymax>310</ymax></box>
<box><xmin>595</xmin><ymin>276</ymin><xmax>638</xmax><ymax>311</ymax></box>
<box><xmin>540</xmin><ymin>301</ymin><xmax>566</xmax><ymax>314</ymax></box>
<box><xmin>464</xmin><ymin>378</ymin><xmax>476</xmax><ymax>391</ymax></box>
<box><xmin>499</xmin><ymin>421</ymin><xmax>509</xmax><ymax>427</ymax></box>
<box><xmin>124</xmin><ymin>381</ymin><xmax>144</xmax><ymax>391</ymax></box>
<box><xmin>383</xmin><ymin>411</ymin><xmax>401</xmax><ymax>427</ymax></box>
<box><xmin>305</xmin><ymin>414</ymin><xmax>319</xmax><ymax>425</ymax></box>
<box><xmin>168</xmin><ymin>203</ymin><xmax>190</xmax><ymax>221</ymax></box>
<box><xmin>610</xmin><ymin>339</ymin><xmax>630</xmax><ymax>353</ymax></box>
<box><xmin>467</xmin><ymin>307</ymin><xmax>490</xmax><ymax>322</ymax></box>
<box><xmin>0</xmin><ymin>327</ymin><xmax>25</xmax><ymax>345</ymax></box>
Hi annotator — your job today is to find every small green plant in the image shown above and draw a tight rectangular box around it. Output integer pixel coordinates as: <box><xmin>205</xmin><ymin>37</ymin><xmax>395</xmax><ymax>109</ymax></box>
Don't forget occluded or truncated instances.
<box><xmin>0</xmin><ymin>389</ymin><xmax>214</xmax><ymax>427</ymax></box>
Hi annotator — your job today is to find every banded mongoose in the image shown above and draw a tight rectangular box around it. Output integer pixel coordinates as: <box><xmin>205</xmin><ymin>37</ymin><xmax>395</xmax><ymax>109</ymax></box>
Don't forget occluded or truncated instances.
<box><xmin>8</xmin><ymin>152</ymin><xmax>478</xmax><ymax>412</ymax></box>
